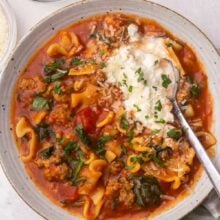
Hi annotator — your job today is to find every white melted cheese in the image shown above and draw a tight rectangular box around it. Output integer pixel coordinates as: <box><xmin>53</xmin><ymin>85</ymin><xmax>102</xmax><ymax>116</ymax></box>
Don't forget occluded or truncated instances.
<box><xmin>104</xmin><ymin>25</ymin><xmax>176</xmax><ymax>130</ymax></box>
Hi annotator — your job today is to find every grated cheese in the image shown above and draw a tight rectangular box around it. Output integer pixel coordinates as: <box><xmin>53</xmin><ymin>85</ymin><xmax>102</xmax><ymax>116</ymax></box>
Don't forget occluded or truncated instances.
<box><xmin>104</xmin><ymin>25</ymin><xmax>178</xmax><ymax>130</ymax></box>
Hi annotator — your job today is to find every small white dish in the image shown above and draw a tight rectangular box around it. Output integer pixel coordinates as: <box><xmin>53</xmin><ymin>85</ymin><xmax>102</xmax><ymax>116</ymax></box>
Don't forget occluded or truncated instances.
<box><xmin>0</xmin><ymin>0</ymin><xmax>17</xmax><ymax>72</ymax></box>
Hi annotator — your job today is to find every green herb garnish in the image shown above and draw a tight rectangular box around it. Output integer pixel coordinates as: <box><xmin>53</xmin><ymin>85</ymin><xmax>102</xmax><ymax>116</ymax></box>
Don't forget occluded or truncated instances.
<box><xmin>75</xmin><ymin>124</ymin><xmax>92</xmax><ymax>146</ymax></box>
<box><xmin>95</xmin><ymin>135</ymin><xmax>113</xmax><ymax>156</ymax></box>
<box><xmin>135</xmin><ymin>67</ymin><xmax>145</xmax><ymax>83</ymax></box>
<box><xmin>44</xmin><ymin>59</ymin><xmax>65</xmax><ymax>75</ymax></box>
<box><xmin>161</xmin><ymin>74</ymin><xmax>172</xmax><ymax>88</ymax></box>
<box><xmin>148</xmin><ymin>153</ymin><xmax>166</xmax><ymax>168</ymax></box>
<box><xmin>32</xmin><ymin>96</ymin><xmax>50</xmax><ymax>111</ymax></box>
<box><xmin>64</xmin><ymin>141</ymin><xmax>79</xmax><ymax>157</ymax></box>
<box><xmin>119</xmin><ymin>113</ymin><xmax>129</xmax><ymax>130</ymax></box>
<box><xmin>155</xmin><ymin>118</ymin><xmax>165</xmax><ymax>124</ymax></box>
<box><xmin>35</xmin><ymin>124</ymin><xmax>55</xmax><ymax>142</ymax></box>
<box><xmin>155</xmin><ymin>100</ymin><xmax>162</xmax><ymax>111</ymax></box>
<box><xmin>44</xmin><ymin>69</ymin><xmax>68</xmax><ymax>83</ymax></box>
<box><xmin>71</xmin><ymin>57</ymin><xmax>84</xmax><ymax>66</ymax></box>
<box><xmin>133</xmin><ymin>104</ymin><xmax>141</xmax><ymax>112</ymax></box>
<box><xmin>128</xmin><ymin>85</ymin><xmax>133</xmax><ymax>92</ymax></box>
<box><xmin>190</xmin><ymin>83</ymin><xmax>201</xmax><ymax>98</ymax></box>
<box><xmin>130</xmin><ymin>156</ymin><xmax>144</xmax><ymax>164</ymax></box>
<box><xmin>132</xmin><ymin>175</ymin><xmax>162</xmax><ymax>207</ymax></box>
<box><xmin>54</xmin><ymin>81</ymin><xmax>62</xmax><ymax>95</ymax></box>
<box><xmin>167</xmin><ymin>128</ymin><xmax>182</xmax><ymax>140</ymax></box>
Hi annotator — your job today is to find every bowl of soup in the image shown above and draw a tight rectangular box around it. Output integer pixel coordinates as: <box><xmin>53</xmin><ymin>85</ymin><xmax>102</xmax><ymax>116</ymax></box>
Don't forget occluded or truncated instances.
<box><xmin>0</xmin><ymin>0</ymin><xmax>220</xmax><ymax>219</ymax></box>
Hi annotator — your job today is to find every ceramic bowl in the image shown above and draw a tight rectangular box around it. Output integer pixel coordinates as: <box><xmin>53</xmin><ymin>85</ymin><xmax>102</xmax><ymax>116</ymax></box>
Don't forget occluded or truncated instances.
<box><xmin>0</xmin><ymin>0</ymin><xmax>220</xmax><ymax>219</ymax></box>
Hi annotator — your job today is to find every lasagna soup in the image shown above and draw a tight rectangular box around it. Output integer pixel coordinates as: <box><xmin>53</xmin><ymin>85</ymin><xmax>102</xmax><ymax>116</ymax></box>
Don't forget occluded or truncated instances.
<box><xmin>12</xmin><ymin>14</ymin><xmax>216</xmax><ymax>219</ymax></box>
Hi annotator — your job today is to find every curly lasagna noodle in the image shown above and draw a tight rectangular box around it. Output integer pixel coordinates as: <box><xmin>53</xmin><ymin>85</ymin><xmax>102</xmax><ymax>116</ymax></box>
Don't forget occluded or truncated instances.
<box><xmin>12</xmin><ymin>14</ymin><xmax>216</xmax><ymax>219</ymax></box>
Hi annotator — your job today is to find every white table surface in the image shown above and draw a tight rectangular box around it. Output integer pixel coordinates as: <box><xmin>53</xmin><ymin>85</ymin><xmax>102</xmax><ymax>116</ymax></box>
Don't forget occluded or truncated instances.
<box><xmin>0</xmin><ymin>0</ymin><xmax>220</xmax><ymax>219</ymax></box>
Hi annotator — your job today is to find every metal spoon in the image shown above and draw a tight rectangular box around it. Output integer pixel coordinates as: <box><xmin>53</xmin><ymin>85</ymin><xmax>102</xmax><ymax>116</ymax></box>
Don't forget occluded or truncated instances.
<box><xmin>167</xmin><ymin>61</ymin><xmax>220</xmax><ymax>197</ymax></box>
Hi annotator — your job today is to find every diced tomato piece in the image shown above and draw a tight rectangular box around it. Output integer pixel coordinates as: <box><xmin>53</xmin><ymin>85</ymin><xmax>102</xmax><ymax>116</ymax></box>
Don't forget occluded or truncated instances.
<box><xmin>77</xmin><ymin>107</ymin><xmax>99</xmax><ymax>134</ymax></box>
<box><xmin>57</xmin><ymin>183</ymin><xmax>79</xmax><ymax>202</ymax></box>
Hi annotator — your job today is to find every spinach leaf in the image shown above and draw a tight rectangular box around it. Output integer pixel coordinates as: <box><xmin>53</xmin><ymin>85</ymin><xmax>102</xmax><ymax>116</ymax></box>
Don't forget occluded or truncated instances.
<box><xmin>132</xmin><ymin>175</ymin><xmax>162</xmax><ymax>207</ymax></box>
<box><xmin>44</xmin><ymin>59</ymin><xmax>65</xmax><ymax>75</ymax></box>
<box><xmin>75</xmin><ymin>124</ymin><xmax>92</xmax><ymax>146</ymax></box>
<box><xmin>70</xmin><ymin>152</ymin><xmax>85</xmax><ymax>185</ymax></box>
<box><xmin>64</xmin><ymin>141</ymin><xmax>79</xmax><ymax>157</ymax></box>
<box><xmin>35</xmin><ymin>124</ymin><xmax>55</xmax><ymax>142</ymax></box>
<box><xmin>32</xmin><ymin>96</ymin><xmax>49</xmax><ymax>111</ymax></box>
<box><xmin>44</xmin><ymin>69</ymin><xmax>68</xmax><ymax>83</ymax></box>
<box><xmin>95</xmin><ymin>135</ymin><xmax>113</xmax><ymax>156</ymax></box>
<box><xmin>39</xmin><ymin>146</ymin><xmax>54</xmax><ymax>159</ymax></box>
<box><xmin>148</xmin><ymin>153</ymin><xmax>166</xmax><ymax>168</ymax></box>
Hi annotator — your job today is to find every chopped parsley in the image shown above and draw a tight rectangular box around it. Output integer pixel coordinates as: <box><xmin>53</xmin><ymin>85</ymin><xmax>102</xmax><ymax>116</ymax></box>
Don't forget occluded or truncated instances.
<box><xmin>95</xmin><ymin>135</ymin><xmax>113</xmax><ymax>156</ymax></box>
<box><xmin>155</xmin><ymin>100</ymin><xmax>162</xmax><ymax>111</ymax></box>
<box><xmin>154</xmin><ymin>60</ymin><xmax>159</xmax><ymax>65</ymax></box>
<box><xmin>133</xmin><ymin>104</ymin><xmax>141</xmax><ymax>112</ymax></box>
<box><xmin>155</xmin><ymin>118</ymin><xmax>165</xmax><ymax>124</ymax></box>
<box><xmin>44</xmin><ymin>59</ymin><xmax>65</xmax><ymax>75</ymax></box>
<box><xmin>145</xmin><ymin>115</ymin><xmax>149</xmax><ymax>119</ymax></box>
<box><xmin>135</xmin><ymin>67</ymin><xmax>145</xmax><ymax>83</ymax></box>
<box><xmin>167</xmin><ymin>128</ymin><xmax>182</xmax><ymax>140</ymax></box>
<box><xmin>128</xmin><ymin>85</ymin><xmax>133</xmax><ymax>92</ymax></box>
<box><xmin>190</xmin><ymin>83</ymin><xmax>201</xmax><ymax>98</ymax></box>
<box><xmin>119</xmin><ymin>113</ymin><xmax>129</xmax><ymax>130</ymax></box>
<box><xmin>122</xmin><ymin>79</ymin><xmax>128</xmax><ymax>87</ymax></box>
<box><xmin>123</xmin><ymin>73</ymin><xmax>128</xmax><ymax>79</ymax></box>
<box><xmin>130</xmin><ymin>156</ymin><xmax>144</xmax><ymax>164</ymax></box>
<box><xmin>161</xmin><ymin>74</ymin><xmax>172</xmax><ymax>88</ymax></box>
<box><xmin>54</xmin><ymin>81</ymin><xmax>62</xmax><ymax>95</ymax></box>
<box><xmin>71</xmin><ymin>57</ymin><xmax>84</xmax><ymax>66</ymax></box>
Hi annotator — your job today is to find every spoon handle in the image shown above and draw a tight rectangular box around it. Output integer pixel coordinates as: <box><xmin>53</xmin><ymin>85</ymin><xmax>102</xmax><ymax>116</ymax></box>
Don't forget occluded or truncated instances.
<box><xmin>172</xmin><ymin>99</ymin><xmax>220</xmax><ymax>197</ymax></box>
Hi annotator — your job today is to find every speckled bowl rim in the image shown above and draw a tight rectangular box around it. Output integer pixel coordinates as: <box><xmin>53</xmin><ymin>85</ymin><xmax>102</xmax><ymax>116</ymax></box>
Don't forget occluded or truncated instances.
<box><xmin>0</xmin><ymin>0</ymin><xmax>220</xmax><ymax>220</ymax></box>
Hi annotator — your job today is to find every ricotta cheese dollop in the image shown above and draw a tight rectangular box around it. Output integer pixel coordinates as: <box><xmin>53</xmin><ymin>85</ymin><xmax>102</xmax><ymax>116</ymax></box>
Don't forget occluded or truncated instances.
<box><xmin>104</xmin><ymin>25</ymin><xmax>177</xmax><ymax>130</ymax></box>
